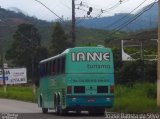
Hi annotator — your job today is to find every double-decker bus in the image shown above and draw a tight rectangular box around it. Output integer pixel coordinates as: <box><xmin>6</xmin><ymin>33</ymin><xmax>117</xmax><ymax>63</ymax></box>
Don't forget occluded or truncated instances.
<box><xmin>38</xmin><ymin>47</ymin><xmax>114</xmax><ymax>115</ymax></box>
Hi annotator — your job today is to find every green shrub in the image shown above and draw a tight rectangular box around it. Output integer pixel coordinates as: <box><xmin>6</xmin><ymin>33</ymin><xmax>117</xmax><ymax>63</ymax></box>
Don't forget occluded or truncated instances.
<box><xmin>0</xmin><ymin>86</ymin><xmax>36</xmax><ymax>102</ymax></box>
<box><xmin>111</xmin><ymin>82</ymin><xmax>158</xmax><ymax>113</ymax></box>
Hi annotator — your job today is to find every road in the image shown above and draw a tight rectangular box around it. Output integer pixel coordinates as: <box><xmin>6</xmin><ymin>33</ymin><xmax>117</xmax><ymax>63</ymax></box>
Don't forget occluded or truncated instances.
<box><xmin>0</xmin><ymin>99</ymin><xmax>105</xmax><ymax>119</ymax></box>
<box><xmin>0</xmin><ymin>99</ymin><xmax>41</xmax><ymax>113</ymax></box>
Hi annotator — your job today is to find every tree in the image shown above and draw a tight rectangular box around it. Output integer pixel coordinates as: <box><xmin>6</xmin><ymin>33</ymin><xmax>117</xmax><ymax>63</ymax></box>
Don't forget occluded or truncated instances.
<box><xmin>6</xmin><ymin>23</ymin><xmax>48</xmax><ymax>82</ymax></box>
<box><xmin>50</xmin><ymin>22</ymin><xmax>68</xmax><ymax>55</ymax></box>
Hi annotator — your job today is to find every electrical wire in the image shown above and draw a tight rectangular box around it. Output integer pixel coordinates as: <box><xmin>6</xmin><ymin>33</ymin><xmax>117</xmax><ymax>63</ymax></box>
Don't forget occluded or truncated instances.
<box><xmin>102</xmin><ymin>0</ymin><xmax>147</xmax><ymax>29</ymax></box>
<box><xmin>34</xmin><ymin>0</ymin><xmax>65</xmax><ymax>23</ymax></box>
<box><xmin>76</xmin><ymin>0</ymin><xmax>131</xmax><ymax>21</ymax></box>
<box><xmin>95</xmin><ymin>0</ymin><xmax>131</xmax><ymax>18</ymax></box>
<box><xmin>110</xmin><ymin>1</ymin><xmax>157</xmax><ymax>35</ymax></box>
<box><xmin>103</xmin><ymin>0</ymin><xmax>130</xmax><ymax>13</ymax></box>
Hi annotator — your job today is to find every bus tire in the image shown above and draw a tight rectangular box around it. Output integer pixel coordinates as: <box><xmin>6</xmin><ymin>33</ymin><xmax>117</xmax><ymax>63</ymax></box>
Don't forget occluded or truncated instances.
<box><xmin>55</xmin><ymin>94</ymin><xmax>61</xmax><ymax>115</ymax></box>
<box><xmin>59</xmin><ymin>106</ymin><xmax>67</xmax><ymax>116</ymax></box>
<box><xmin>40</xmin><ymin>95</ymin><xmax>48</xmax><ymax>114</ymax></box>
<box><xmin>42</xmin><ymin>108</ymin><xmax>48</xmax><ymax>114</ymax></box>
<box><xmin>76</xmin><ymin>110</ymin><xmax>81</xmax><ymax>115</ymax></box>
<box><xmin>54</xmin><ymin>94</ymin><xmax>57</xmax><ymax>109</ymax></box>
<box><xmin>58</xmin><ymin>94</ymin><xmax>61</xmax><ymax>115</ymax></box>
<box><xmin>55</xmin><ymin>106</ymin><xmax>60</xmax><ymax>115</ymax></box>
<box><xmin>54</xmin><ymin>94</ymin><xmax>58</xmax><ymax>114</ymax></box>
<box><xmin>40</xmin><ymin>96</ymin><xmax>42</xmax><ymax>107</ymax></box>
<box><xmin>89</xmin><ymin>109</ymin><xmax>104</xmax><ymax>116</ymax></box>
<box><xmin>57</xmin><ymin>94</ymin><xmax>67</xmax><ymax>115</ymax></box>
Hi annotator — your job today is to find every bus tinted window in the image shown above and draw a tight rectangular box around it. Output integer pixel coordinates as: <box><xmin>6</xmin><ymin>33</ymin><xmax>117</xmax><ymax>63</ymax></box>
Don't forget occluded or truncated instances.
<box><xmin>39</xmin><ymin>64</ymin><xmax>43</xmax><ymax>77</ymax></box>
<box><xmin>61</xmin><ymin>56</ymin><xmax>66</xmax><ymax>73</ymax></box>
<box><xmin>57</xmin><ymin>58</ymin><xmax>61</xmax><ymax>74</ymax></box>
<box><xmin>48</xmin><ymin>61</ymin><xmax>52</xmax><ymax>75</ymax></box>
<box><xmin>43</xmin><ymin>63</ymin><xmax>45</xmax><ymax>76</ymax></box>
<box><xmin>52</xmin><ymin>60</ymin><xmax>56</xmax><ymax>75</ymax></box>
<box><xmin>43</xmin><ymin>64</ymin><xmax>45</xmax><ymax>77</ymax></box>
<box><xmin>45</xmin><ymin>62</ymin><xmax>48</xmax><ymax>76</ymax></box>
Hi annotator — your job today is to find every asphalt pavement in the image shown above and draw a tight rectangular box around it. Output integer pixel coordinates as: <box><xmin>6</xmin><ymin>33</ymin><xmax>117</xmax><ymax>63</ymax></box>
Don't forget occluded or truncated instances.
<box><xmin>0</xmin><ymin>99</ymin><xmax>105</xmax><ymax>119</ymax></box>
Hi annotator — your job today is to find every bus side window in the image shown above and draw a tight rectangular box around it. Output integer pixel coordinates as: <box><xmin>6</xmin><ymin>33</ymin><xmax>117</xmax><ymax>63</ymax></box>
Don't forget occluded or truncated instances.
<box><xmin>59</xmin><ymin>58</ymin><xmax>62</xmax><ymax>74</ymax></box>
<box><xmin>57</xmin><ymin>58</ymin><xmax>61</xmax><ymax>74</ymax></box>
<box><xmin>61</xmin><ymin>56</ymin><xmax>66</xmax><ymax>74</ymax></box>
<box><xmin>55</xmin><ymin>59</ymin><xmax>58</xmax><ymax>75</ymax></box>
<box><xmin>40</xmin><ymin>64</ymin><xmax>42</xmax><ymax>77</ymax></box>
<box><xmin>45</xmin><ymin>62</ymin><xmax>48</xmax><ymax>76</ymax></box>
<box><xmin>42</xmin><ymin>64</ymin><xmax>45</xmax><ymax>77</ymax></box>
<box><xmin>42</xmin><ymin>63</ymin><xmax>45</xmax><ymax>77</ymax></box>
<box><xmin>47</xmin><ymin>62</ymin><xmax>50</xmax><ymax>76</ymax></box>
<box><xmin>48</xmin><ymin>61</ymin><xmax>52</xmax><ymax>76</ymax></box>
<box><xmin>52</xmin><ymin>60</ymin><xmax>56</xmax><ymax>75</ymax></box>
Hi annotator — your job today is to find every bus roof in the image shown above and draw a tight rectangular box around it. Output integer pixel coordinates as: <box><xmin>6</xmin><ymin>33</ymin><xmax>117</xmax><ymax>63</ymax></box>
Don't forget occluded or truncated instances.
<box><xmin>40</xmin><ymin>47</ymin><xmax>111</xmax><ymax>63</ymax></box>
<box><xmin>40</xmin><ymin>49</ymin><xmax>70</xmax><ymax>63</ymax></box>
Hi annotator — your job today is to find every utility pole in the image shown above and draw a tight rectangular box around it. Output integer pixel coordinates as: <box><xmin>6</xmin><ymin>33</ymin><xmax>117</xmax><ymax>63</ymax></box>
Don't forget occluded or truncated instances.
<box><xmin>31</xmin><ymin>28</ymin><xmax>36</xmax><ymax>95</ymax></box>
<box><xmin>157</xmin><ymin>0</ymin><xmax>160</xmax><ymax>106</ymax></box>
<box><xmin>0</xmin><ymin>38</ymin><xmax>6</xmax><ymax>93</ymax></box>
<box><xmin>140</xmin><ymin>40</ymin><xmax>144</xmax><ymax>81</ymax></box>
<box><xmin>72</xmin><ymin>0</ymin><xmax>76</xmax><ymax>47</ymax></box>
<box><xmin>140</xmin><ymin>40</ymin><xmax>143</xmax><ymax>60</ymax></box>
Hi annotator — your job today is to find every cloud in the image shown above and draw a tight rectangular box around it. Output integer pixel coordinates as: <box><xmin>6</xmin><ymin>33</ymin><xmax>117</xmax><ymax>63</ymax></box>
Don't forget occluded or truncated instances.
<box><xmin>0</xmin><ymin>0</ymin><xmax>154</xmax><ymax>21</ymax></box>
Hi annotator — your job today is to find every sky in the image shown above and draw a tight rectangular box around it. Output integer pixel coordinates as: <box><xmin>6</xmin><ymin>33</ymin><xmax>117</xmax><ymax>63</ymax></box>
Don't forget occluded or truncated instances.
<box><xmin>0</xmin><ymin>0</ymin><xmax>156</xmax><ymax>21</ymax></box>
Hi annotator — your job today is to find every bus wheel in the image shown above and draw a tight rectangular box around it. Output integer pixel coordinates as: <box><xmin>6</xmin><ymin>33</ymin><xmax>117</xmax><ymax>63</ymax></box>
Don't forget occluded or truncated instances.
<box><xmin>55</xmin><ymin>106</ymin><xmax>59</xmax><ymax>115</ymax></box>
<box><xmin>76</xmin><ymin>110</ymin><xmax>81</xmax><ymax>115</ymax></box>
<box><xmin>40</xmin><ymin>96</ymin><xmax>42</xmax><ymax>107</ymax></box>
<box><xmin>89</xmin><ymin>109</ymin><xmax>104</xmax><ymax>116</ymax></box>
<box><xmin>59</xmin><ymin>106</ymin><xmax>67</xmax><ymax>116</ymax></box>
<box><xmin>54</xmin><ymin>95</ymin><xmax>59</xmax><ymax>115</ymax></box>
<box><xmin>88</xmin><ymin>110</ymin><xmax>95</xmax><ymax>115</ymax></box>
<box><xmin>42</xmin><ymin>108</ymin><xmax>48</xmax><ymax>114</ymax></box>
<box><xmin>55</xmin><ymin>94</ymin><xmax>60</xmax><ymax>115</ymax></box>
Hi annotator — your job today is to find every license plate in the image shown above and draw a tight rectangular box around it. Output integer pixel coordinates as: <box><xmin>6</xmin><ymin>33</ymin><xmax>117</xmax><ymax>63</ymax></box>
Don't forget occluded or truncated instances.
<box><xmin>88</xmin><ymin>99</ymin><xmax>95</xmax><ymax>102</ymax></box>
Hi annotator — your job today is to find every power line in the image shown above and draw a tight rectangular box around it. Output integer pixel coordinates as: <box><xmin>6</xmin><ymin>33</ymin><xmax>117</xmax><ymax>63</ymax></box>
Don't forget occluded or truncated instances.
<box><xmin>75</xmin><ymin>0</ymin><xmax>130</xmax><ymax>22</ymax></box>
<box><xmin>95</xmin><ymin>0</ymin><xmax>130</xmax><ymax>17</ymax></box>
<box><xmin>34</xmin><ymin>0</ymin><xmax>65</xmax><ymax>22</ymax></box>
<box><xmin>102</xmin><ymin>0</ymin><xmax>147</xmax><ymax>29</ymax></box>
<box><xmin>81</xmin><ymin>0</ymin><xmax>130</xmax><ymax>13</ymax></box>
<box><xmin>109</xmin><ymin>1</ymin><xmax>157</xmax><ymax>35</ymax></box>
<box><xmin>33</xmin><ymin>0</ymin><xmax>76</xmax><ymax>46</ymax></box>
<box><xmin>103</xmin><ymin>0</ymin><xmax>130</xmax><ymax>12</ymax></box>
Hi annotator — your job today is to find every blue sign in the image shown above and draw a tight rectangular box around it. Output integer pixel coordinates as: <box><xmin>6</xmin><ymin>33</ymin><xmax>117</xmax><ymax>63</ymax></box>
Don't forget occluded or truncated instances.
<box><xmin>0</xmin><ymin>77</ymin><xmax>8</xmax><ymax>80</ymax></box>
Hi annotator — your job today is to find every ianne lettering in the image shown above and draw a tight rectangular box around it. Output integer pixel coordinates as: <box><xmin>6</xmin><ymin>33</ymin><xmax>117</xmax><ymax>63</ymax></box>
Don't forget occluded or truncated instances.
<box><xmin>72</xmin><ymin>52</ymin><xmax>110</xmax><ymax>61</ymax></box>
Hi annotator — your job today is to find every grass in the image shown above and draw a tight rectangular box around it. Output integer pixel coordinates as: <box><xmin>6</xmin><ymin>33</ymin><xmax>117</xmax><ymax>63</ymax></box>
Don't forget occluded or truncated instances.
<box><xmin>0</xmin><ymin>85</ymin><xmax>36</xmax><ymax>102</ymax></box>
<box><xmin>0</xmin><ymin>82</ymin><xmax>159</xmax><ymax>113</ymax></box>
<box><xmin>111</xmin><ymin>82</ymin><xmax>159</xmax><ymax>113</ymax></box>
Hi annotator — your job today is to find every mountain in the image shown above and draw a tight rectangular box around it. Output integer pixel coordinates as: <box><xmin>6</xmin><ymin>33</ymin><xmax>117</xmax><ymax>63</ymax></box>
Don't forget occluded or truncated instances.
<box><xmin>77</xmin><ymin>2</ymin><xmax>158</xmax><ymax>31</ymax></box>
<box><xmin>0</xmin><ymin>7</ymin><xmax>53</xmax><ymax>49</ymax></box>
<box><xmin>0</xmin><ymin>2</ymin><xmax>158</xmax><ymax>51</ymax></box>
<box><xmin>0</xmin><ymin>8</ymin><xmax>110</xmax><ymax>51</ymax></box>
